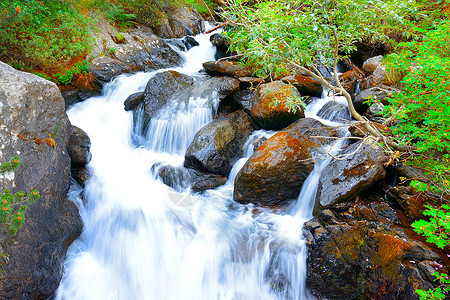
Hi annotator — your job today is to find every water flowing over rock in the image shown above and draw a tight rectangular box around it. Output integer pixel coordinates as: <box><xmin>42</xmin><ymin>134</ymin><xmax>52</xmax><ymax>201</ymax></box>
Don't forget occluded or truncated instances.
<box><xmin>304</xmin><ymin>199</ymin><xmax>441</xmax><ymax>299</ymax></box>
<box><xmin>233</xmin><ymin>131</ymin><xmax>314</xmax><ymax>207</ymax></box>
<box><xmin>158</xmin><ymin>165</ymin><xmax>227</xmax><ymax>192</ymax></box>
<box><xmin>233</xmin><ymin>118</ymin><xmax>340</xmax><ymax>207</ymax></box>
<box><xmin>89</xmin><ymin>26</ymin><xmax>183</xmax><ymax>83</ymax></box>
<box><xmin>315</xmin><ymin>138</ymin><xmax>386</xmax><ymax>211</ymax></box>
<box><xmin>140</xmin><ymin>71</ymin><xmax>195</xmax><ymax>127</ymax></box>
<box><xmin>0</xmin><ymin>62</ymin><xmax>82</xmax><ymax>298</ymax></box>
<box><xmin>236</xmin><ymin>81</ymin><xmax>305</xmax><ymax>130</ymax></box>
<box><xmin>184</xmin><ymin>110</ymin><xmax>253</xmax><ymax>176</ymax></box>
<box><xmin>316</xmin><ymin>101</ymin><xmax>351</xmax><ymax>123</ymax></box>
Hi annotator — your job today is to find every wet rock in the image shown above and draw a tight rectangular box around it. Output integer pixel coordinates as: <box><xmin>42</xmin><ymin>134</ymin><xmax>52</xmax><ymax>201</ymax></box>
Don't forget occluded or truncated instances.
<box><xmin>316</xmin><ymin>101</ymin><xmax>351</xmax><ymax>122</ymax></box>
<box><xmin>184</xmin><ymin>36</ymin><xmax>200</xmax><ymax>49</ymax></box>
<box><xmin>67</xmin><ymin>126</ymin><xmax>91</xmax><ymax>167</ymax></box>
<box><xmin>158</xmin><ymin>165</ymin><xmax>227</xmax><ymax>192</ymax></box>
<box><xmin>233</xmin><ymin>131</ymin><xmax>314</xmax><ymax>207</ymax></box>
<box><xmin>305</xmin><ymin>218</ymin><xmax>435</xmax><ymax>299</ymax></box>
<box><xmin>238</xmin><ymin>76</ymin><xmax>265</xmax><ymax>88</ymax></box>
<box><xmin>237</xmin><ymin>81</ymin><xmax>304</xmax><ymax>130</ymax></box>
<box><xmin>0</xmin><ymin>62</ymin><xmax>82</xmax><ymax>298</ymax></box>
<box><xmin>124</xmin><ymin>92</ymin><xmax>144</xmax><ymax>111</ymax></box>
<box><xmin>89</xmin><ymin>26</ymin><xmax>183</xmax><ymax>83</ymax></box>
<box><xmin>184</xmin><ymin>110</ymin><xmax>253</xmax><ymax>176</ymax></box>
<box><xmin>360</xmin><ymin>64</ymin><xmax>388</xmax><ymax>90</ymax></box>
<box><xmin>315</xmin><ymin>138</ymin><xmax>386</xmax><ymax>211</ymax></box>
<box><xmin>362</xmin><ymin>55</ymin><xmax>383</xmax><ymax>75</ymax></box>
<box><xmin>193</xmin><ymin>76</ymin><xmax>240</xmax><ymax>100</ymax></box>
<box><xmin>203</xmin><ymin>61</ymin><xmax>254</xmax><ymax>77</ymax></box>
<box><xmin>284</xmin><ymin>117</ymin><xmax>343</xmax><ymax>148</ymax></box>
<box><xmin>282</xmin><ymin>74</ymin><xmax>323</xmax><ymax>97</ymax></box>
<box><xmin>158</xmin><ymin>165</ymin><xmax>200</xmax><ymax>191</ymax></box>
<box><xmin>353</xmin><ymin>87</ymin><xmax>389</xmax><ymax>115</ymax></box>
<box><xmin>386</xmin><ymin>186</ymin><xmax>427</xmax><ymax>220</ymax></box>
<box><xmin>339</xmin><ymin>70</ymin><xmax>361</xmax><ymax>94</ymax></box>
<box><xmin>191</xmin><ymin>174</ymin><xmax>228</xmax><ymax>192</ymax></box>
<box><xmin>210</xmin><ymin>33</ymin><xmax>232</xmax><ymax>60</ymax></box>
<box><xmin>140</xmin><ymin>71</ymin><xmax>194</xmax><ymax>127</ymax></box>
<box><xmin>71</xmin><ymin>166</ymin><xmax>91</xmax><ymax>187</ymax></box>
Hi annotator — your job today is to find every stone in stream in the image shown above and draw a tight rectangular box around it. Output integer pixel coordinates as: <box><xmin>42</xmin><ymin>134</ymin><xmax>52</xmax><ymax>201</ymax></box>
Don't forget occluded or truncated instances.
<box><xmin>0</xmin><ymin>61</ymin><xmax>82</xmax><ymax>298</ymax></box>
<box><xmin>233</xmin><ymin>81</ymin><xmax>305</xmax><ymax>130</ymax></box>
<box><xmin>314</xmin><ymin>138</ymin><xmax>386</xmax><ymax>213</ymax></box>
<box><xmin>234</xmin><ymin>118</ymin><xmax>340</xmax><ymax>207</ymax></box>
<box><xmin>184</xmin><ymin>110</ymin><xmax>254</xmax><ymax>176</ymax></box>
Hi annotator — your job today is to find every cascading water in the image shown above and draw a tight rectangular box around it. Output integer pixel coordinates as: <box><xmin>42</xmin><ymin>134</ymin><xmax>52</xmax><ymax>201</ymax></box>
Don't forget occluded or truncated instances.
<box><xmin>56</xmin><ymin>28</ymin><xmax>350</xmax><ymax>300</ymax></box>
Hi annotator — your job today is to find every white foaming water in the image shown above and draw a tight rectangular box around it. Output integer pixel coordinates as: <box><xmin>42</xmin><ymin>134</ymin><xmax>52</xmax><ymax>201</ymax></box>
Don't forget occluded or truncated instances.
<box><xmin>56</xmin><ymin>27</ymin><xmax>349</xmax><ymax>300</ymax></box>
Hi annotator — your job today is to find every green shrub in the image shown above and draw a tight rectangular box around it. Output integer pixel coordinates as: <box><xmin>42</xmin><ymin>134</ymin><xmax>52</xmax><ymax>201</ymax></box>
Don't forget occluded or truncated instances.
<box><xmin>384</xmin><ymin>20</ymin><xmax>450</xmax><ymax>196</ymax></box>
<box><xmin>0</xmin><ymin>0</ymin><xmax>93</xmax><ymax>70</ymax></box>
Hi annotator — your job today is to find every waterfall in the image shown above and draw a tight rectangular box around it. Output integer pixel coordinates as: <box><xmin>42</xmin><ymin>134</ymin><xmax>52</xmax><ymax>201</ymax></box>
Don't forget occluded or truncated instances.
<box><xmin>56</xmin><ymin>28</ymin><xmax>349</xmax><ymax>300</ymax></box>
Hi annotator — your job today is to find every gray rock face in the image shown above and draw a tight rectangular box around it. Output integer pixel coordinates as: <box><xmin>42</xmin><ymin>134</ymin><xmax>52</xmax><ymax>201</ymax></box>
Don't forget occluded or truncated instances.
<box><xmin>184</xmin><ymin>110</ymin><xmax>253</xmax><ymax>176</ymax></box>
<box><xmin>141</xmin><ymin>71</ymin><xmax>195</xmax><ymax>127</ymax></box>
<box><xmin>158</xmin><ymin>165</ymin><xmax>227</xmax><ymax>192</ymax></box>
<box><xmin>362</xmin><ymin>55</ymin><xmax>383</xmax><ymax>75</ymax></box>
<box><xmin>89</xmin><ymin>26</ymin><xmax>183</xmax><ymax>83</ymax></box>
<box><xmin>353</xmin><ymin>87</ymin><xmax>388</xmax><ymax>115</ymax></box>
<box><xmin>152</xmin><ymin>5</ymin><xmax>203</xmax><ymax>38</ymax></box>
<box><xmin>315</xmin><ymin>138</ymin><xmax>386</xmax><ymax>211</ymax></box>
<box><xmin>0</xmin><ymin>62</ymin><xmax>82</xmax><ymax>298</ymax></box>
<box><xmin>316</xmin><ymin>101</ymin><xmax>351</xmax><ymax>123</ymax></box>
<box><xmin>67</xmin><ymin>126</ymin><xmax>91</xmax><ymax>167</ymax></box>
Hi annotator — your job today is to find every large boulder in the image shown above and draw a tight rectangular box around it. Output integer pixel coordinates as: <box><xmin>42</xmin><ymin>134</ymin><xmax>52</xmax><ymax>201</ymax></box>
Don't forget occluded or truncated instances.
<box><xmin>0</xmin><ymin>62</ymin><xmax>82</xmax><ymax>298</ymax></box>
<box><xmin>314</xmin><ymin>138</ymin><xmax>386</xmax><ymax>212</ymax></box>
<box><xmin>184</xmin><ymin>110</ymin><xmax>253</xmax><ymax>176</ymax></box>
<box><xmin>233</xmin><ymin>131</ymin><xmax>314</xmax><ymax>207</ymax></box>
<box><xmin>234</xmin><ymin>118</ymin><xmax>340</xmax><ymax>207</ymax></box>
<box><xmin>89</xmin><ymin>26</ymin><xmax>183</xmax><ymax>83</ymax></box>
<box><xmin>236</xmin><ymin>81</ymin><xmax>305</xmax><ymax>130</ymax></box>
<box><xmin>304</xmin><ymin>199</ymin><xmax>441</xmax><ymax>299</ymax></box>
<box><xmin>139</xmin><ymin>71</ymin><xmax>194</xmax><ymax>128</ymax></box>
<box><xmin>152</xmin><ymin>5</ymin><xmax>203</xmax><ymax>38</ymax></box>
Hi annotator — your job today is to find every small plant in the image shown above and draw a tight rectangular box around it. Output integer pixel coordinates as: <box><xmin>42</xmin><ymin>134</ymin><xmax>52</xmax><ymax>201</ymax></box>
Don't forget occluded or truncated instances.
<box><xmin>108</xmin><ymin>47</ymin><xmax>117</xmax><ymax>55</ymax></box>
<box><xmin>412</xmin><ymin>205</ymin><xmax>450</xmax><ymax>299</ymax></box>
<box><xmin>0</xmin><ymin>156</ymin><xmax>40</xmax><ymax>236</ymax></box>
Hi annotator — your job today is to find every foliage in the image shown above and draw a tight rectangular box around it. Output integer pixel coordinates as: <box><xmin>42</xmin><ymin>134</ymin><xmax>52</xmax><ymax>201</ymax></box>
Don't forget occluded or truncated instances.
<box><xmin>416</xmin><ymin>272</ymin><xmax>450</xmax><ymax>300</ymax></box>
<box><xmin>0</xmin><ymin>157</ymin><xmax>40</xmax><ymax>236</ymax></box>
<box><xmin>0</xmin><ymin>0</ymin><xmax>93</xmax><ymax>70</ymax></box>
<box><xmin>412</xmin><ymin>204</ymin><xmax>450</xmax><ymax>249</ymax></box>
<box><xmin>384</xmin><ymin>20</ymin><xmax>450</xmax><ymax>195</ymax></box>
<box><xmin>54</xmin><ymin>61</ymin><xmax>90</xmax><ymax>85</ymax></box>
<box><xmin>222</xmin><ymin>0</ymin><xmax>415</xmax><ymax>79</ymax></box>
<box><xmin>412</xmin><ymin>205</ymin><xmax>450</xmax><ymax>299</ymax></box>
